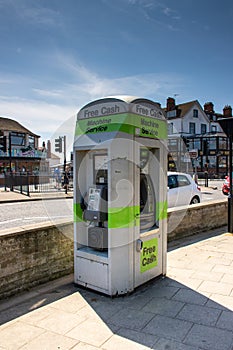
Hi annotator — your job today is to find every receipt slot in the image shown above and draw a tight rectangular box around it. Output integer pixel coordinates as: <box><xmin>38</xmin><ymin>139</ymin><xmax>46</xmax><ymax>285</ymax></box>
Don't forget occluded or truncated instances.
<box><xmin>73</xmin><ymin>96</ymin><xmax>167</xmax><ymax>296</ymax></box>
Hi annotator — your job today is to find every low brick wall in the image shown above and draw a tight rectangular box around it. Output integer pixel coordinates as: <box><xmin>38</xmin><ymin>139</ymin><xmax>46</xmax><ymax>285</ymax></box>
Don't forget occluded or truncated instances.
<box><xmin>0</xmin><ymin>200</ymin><xmax>228</xmax><ymax>299</ymax></box>
<box><xmin>167</xmin><ymin>199</ymin><xmax>228</xmax><ymax>242</ymax></box>
<box><xmin>0</xmin><ymin>220</ymin><xmax>74</xmax><ymax>300</ymax></box>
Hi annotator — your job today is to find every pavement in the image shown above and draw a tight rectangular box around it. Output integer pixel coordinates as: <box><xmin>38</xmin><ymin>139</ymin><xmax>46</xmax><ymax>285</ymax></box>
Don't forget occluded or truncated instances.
<box><xmin>0</xmin><ymin>182</ymin><xmax>232</xmax><ymax>349</ymax></box>
<box><xmin>0</xmin><ymin>187</ymin><xmax>74</xmax><ymax>203</ymax></box>
<box><xmin>0</xmin><ymin>226</ymin><xmax>232</xmax><ymax>350</ymax></box>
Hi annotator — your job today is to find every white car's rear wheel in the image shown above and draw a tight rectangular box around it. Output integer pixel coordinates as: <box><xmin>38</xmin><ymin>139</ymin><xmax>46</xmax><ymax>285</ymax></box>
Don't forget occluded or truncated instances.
<box><xmin>190</xmin><ymin>196</ymin><xmax>200</xmax><ymax>204</ymax></box>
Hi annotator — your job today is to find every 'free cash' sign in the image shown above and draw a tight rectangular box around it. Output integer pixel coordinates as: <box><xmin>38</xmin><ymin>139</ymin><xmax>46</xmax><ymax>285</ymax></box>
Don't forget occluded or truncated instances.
<box><xmin>140</xmin><ymin>238</ymin><xmax>158</xmax><ymax>273</ymax></box>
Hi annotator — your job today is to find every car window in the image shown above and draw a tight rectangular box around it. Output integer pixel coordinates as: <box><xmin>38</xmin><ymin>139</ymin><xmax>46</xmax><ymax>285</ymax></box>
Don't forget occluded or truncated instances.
<box><xmin>177</xmin><ymin>175</ymin><xmax>190</xmax><ymax>187</ymax></box>
<box><xmin>168</xmin><ymin>175</ymin><xmax>178</xmax><ymax>189</ymax></box>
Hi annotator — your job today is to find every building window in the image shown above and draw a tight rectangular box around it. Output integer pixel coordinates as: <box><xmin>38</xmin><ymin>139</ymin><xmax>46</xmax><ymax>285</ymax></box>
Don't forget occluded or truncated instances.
<box><xmin>211</xmin><ymin>125</ymin><xmax>217</xmax><ymax>133</ymax></box>
<box><xmin>219</xmin><ymin>137</ymin><xmax>227</xmax><ymax>149</ymax></box>
<box><xmin>28</xmin><ymin>135</ymin><xmax>35</xmax><ymax>148</ymax></box>
<box><xmin>10</xmin><ymin>132</ymin><xmax>25</xmax><ymax>146</ymax></box>
<box><xmin>189</xmin><ymin>122</ymin><xmax>196</xmax><ymax>134</ymax></box>
<box><xmin>168</xmin><ymin>122</ymin><xmax>173</xmax><ymax>134</ymax></box>
<box><xmin>201</xmin><ymin>124</ymin><xmax>207</xmax><ymax>134</ymax></box>
<box><xmin>168</xmin><ymin>138</ymin><xmax>179</xmax><ymax>151</ymax></box>
<box><xmin>193</xmin><ymin>109</ymin><xmax>198</xmax><ymax>118</ymax></box>
<box><xmin>194</xmin><ymin>138</ymin><xmax>201</xmax><ymax>150</ymax></box>
<box><xmin>167</xmin><ymin>110</ymin><xmax>176</xmax><ymax>118</ymax></box>
<box><xmin>209</xmin><ymin>138</ymin><xmax>216</xmax><ymax>150</ymax></box>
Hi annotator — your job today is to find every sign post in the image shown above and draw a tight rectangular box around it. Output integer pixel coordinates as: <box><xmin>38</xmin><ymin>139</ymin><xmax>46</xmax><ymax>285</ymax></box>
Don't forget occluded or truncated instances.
<box><xmin>218</xmin><ymin>118</ymin><xmax>233</xmax><ymax>233</ymax></box>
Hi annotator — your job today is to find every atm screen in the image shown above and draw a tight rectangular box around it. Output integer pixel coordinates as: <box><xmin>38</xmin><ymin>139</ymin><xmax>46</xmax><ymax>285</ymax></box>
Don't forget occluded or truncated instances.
<box><xmin>140</xmin><ymin>173</ymin><xmax>156</xmax><ymax>231</ymax></box>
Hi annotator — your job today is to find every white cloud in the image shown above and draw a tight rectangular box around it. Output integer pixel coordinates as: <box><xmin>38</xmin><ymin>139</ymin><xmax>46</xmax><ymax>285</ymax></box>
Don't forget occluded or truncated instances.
<box><xmin>33</xmin><ymin>88</ymin><xmax>64</xmax><ymax>98</ymax></box>
<box><xmin>0</xmin><ymin>54</ymin><xmax>184</xmax><ymax>144</ymax></box>
<box><xmin>0</xmin><ymin>96</ymin><xmax>76</xmax><ymax>141</ymax></box>
<box><xmin>0</xmin><ymin>0</ymin><xmax>62</xmax><ymax>27</ymax></box>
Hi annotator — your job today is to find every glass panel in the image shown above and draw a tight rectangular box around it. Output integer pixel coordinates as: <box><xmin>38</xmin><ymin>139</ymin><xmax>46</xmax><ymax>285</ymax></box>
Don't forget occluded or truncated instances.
<box><xmin>201</xmin><ymin>124</ymin><xmax>207</xmax><ymax>134</ymax></box>
<box><xmin>10</xmin><ymin>132</ymin><xmax>25</xmax><ymax>146</ymax></box>
<box><xmin>177</xmin><ymin>175</ymin><xmax>190</xmax><ymax>187</ymax></box>
<box><xmin>219</xmin><ymin>137</ymin><xmax>227</xmax><ymax>149</ymax></box>
<box><xmin>209</xmin><ymin>138</ymin><xmax>216</xmax><ymax>149</ymax></box>
<box><xmin>194</xmin><ymin>139</ymin><xmax>201</xmax><ymax>149</ymax></box>
<box><xmin>168</xmin><ymin>175</ymin><xmax>177</xmax><ymax>189</ymax></box>
<box><xmin>189</xmin><ymin>122</ymin><xmax>195</xmax><ymax>134</ymax></box>
<box><xmin>28</xmin><ymin>135</ymin><xmax>35</xmax><ymax>148</ymax></box>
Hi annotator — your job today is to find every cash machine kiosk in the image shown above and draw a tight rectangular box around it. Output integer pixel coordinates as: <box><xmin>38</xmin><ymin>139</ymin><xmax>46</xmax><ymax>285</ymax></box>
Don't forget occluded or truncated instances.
<box><xmin>73</xmin><ymin>96</ymin><xmax>167</xmax><ymax>296</ymax></box>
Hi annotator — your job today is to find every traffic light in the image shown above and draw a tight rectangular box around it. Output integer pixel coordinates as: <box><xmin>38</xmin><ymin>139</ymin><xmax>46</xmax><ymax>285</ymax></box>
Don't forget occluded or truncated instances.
<box><xmin>182</xmin><ymin>137</ymin><xmax>190</xmax><ymax>150</ymax></box>
<box><xmin>0</xmin><ymin>136</ymin><xmax>7</xmax><ymax>153</ymax></box>
<box><xmin>203</xmin><ymin>140</ymin><xmax>209</xmax><ymax>155</ymax></box>
<box><xmin>55</xmin><ymin>137</ymin><xmax>62</xmax><ymax>153</ymax></box>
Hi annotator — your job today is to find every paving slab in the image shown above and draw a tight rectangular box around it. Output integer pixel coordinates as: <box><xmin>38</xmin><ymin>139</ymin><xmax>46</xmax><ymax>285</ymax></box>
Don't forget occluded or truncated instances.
<box><xmin>184</xmin><ymin>323</ymin><xmax>233</xmax><ymax>350</ymax></box>
<box><xmin>0</xmin><ymin>228</ymin><xmax>232</xmax><ymax>350</ymax></box>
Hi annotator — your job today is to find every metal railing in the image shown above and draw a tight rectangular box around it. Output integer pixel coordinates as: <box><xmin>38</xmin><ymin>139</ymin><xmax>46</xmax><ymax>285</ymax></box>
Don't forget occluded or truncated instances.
<box><xmin>4</xmin><ymin>173</ymin><xmax>30</xmax><ymax>196</ymax></box>
<box><xmin>4</xmin><ymin>173</ymin><xmax>73</xmax><ymax>196</ymax></box>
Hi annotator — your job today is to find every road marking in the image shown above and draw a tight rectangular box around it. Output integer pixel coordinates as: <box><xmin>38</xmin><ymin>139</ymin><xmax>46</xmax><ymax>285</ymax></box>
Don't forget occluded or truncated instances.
<box><xmin>0</xmin><ymin>218</ymin><xmax>20</xmax><ymax>225</ymax></box>
<box><xmin>0</xmin><ymin>215</ymin><xmax>72</xmax><ymax>225</ymax></box>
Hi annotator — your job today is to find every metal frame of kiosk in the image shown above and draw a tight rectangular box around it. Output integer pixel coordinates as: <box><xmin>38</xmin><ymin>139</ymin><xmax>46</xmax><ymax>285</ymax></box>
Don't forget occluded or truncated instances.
<box><xmin>73</xmin><ymin>96</ymin><xmax>167</xmax><ymax>296</ymax></box>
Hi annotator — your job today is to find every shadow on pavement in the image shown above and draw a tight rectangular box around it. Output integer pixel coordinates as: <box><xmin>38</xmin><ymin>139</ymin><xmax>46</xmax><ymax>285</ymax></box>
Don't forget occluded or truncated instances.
<box><xmin>0</xmin><ymin>271</ymin><xmax>232</xmax><ymax>350</ymax></box>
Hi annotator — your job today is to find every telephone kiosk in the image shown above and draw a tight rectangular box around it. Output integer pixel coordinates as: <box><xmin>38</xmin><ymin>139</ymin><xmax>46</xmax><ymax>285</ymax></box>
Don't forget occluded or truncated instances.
<box><xmin>73</xmin><ymin>96</ymin><xmax>167</xmax><ymax>296</ymax></box>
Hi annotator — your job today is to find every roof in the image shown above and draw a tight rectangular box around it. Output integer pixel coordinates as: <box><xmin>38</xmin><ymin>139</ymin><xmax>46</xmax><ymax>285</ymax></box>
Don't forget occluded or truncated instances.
<box><xmin>164</xmin><ymin>100</ymin><xmax>202</xmax><ymax>119</ymax></box>
<box><xmin>177</xmin><ymin>100</ymin><xmax>198</xmax><ymax>117</ymax></box>
<box><xmin>49</xmin><ymin>152</ymin><xmax>60</xmax><ymax>159</ymax></box>
<box><xmin>0</xmin><ymin>116</ymin><xmax>40</xmax><ymax>137</ymax></box>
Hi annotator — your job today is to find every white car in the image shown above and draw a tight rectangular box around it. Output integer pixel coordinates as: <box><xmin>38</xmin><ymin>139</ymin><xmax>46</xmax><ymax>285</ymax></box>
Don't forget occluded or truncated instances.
<box><xmin>167</xmin><ymin>171</ymin><xmax>202</xmax><ymax>208</ymax></box>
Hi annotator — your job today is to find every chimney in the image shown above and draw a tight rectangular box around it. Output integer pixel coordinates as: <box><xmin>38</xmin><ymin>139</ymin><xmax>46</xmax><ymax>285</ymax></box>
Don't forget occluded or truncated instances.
<box><xmin>204</xmin><ymin>102</ymin><xmax>214</xmax><ymax>113</ymax></box>
<box><xmin>166</xmin><ymin>97</ymin><xmax>176</xmax><ymax>111</ymax></box>
<box><xmin>223</xmin><ymin>105</ymin><xmax>232</xmax><ymax>118</ymax></box>
<box><xmin>47</xmin><ymin>140</ymin><xmax>51</xmax><ymax>158</ymax></box>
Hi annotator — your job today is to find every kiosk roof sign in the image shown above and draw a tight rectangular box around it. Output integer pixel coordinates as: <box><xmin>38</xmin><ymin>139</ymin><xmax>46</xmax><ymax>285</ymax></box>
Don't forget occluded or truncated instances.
<box><xmin>78</xmin><ymin>96</ymin><xmax>166</xmax><ymax>121</ymax></box>
<box><xmin>75</xmin><ymin>96</ymin><xmax>167</xmax><ymax>140</ymax></box>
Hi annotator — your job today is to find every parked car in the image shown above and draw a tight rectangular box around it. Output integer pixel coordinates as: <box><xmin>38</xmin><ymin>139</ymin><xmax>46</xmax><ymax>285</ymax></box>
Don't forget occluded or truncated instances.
<box><xmin>168</xmin><ymin>171</ymin><xmax>202</xmax><ymax>208</ymax></box>
<box><xmin>222</xmin><ymin>176</ymin><xmax>230</xmax><ymax>196</ymax></box>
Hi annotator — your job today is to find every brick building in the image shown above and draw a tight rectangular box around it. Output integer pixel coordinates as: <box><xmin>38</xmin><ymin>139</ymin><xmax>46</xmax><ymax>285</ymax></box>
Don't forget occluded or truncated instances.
<box><xmin>0</xmin><ymin>116</ymin><xmax>48</xmax><ymax>184</ymax></box>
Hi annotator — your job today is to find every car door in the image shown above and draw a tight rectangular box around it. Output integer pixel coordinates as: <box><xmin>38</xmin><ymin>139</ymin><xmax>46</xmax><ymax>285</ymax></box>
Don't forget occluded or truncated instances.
<box><xmin>167</xmin><ymin>174</ymin><xmax>178</xmax><ymax>207</ymax></box>
<box><xmin>176</xmin><ymin>174</ymin><xmax>192</xmax><ymax>206</ymax></box>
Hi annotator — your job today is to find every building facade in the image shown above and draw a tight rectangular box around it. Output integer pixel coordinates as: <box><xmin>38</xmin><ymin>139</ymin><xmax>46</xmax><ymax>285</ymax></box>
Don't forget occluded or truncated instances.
<box><xmin>165</xmin><ymin>98</ymin><xmax>230</xmax><ymax>178</ymax></box>
<box><xmin>0</xmin><ymin>116</ymin><xmax>48</xmax><ymax>184</ymax></box>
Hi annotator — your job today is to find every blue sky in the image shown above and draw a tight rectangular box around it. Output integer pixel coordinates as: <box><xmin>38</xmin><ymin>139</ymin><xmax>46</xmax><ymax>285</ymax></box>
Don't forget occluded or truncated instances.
<box><xmin>1</xmin><ymin>0</ymin><xmax>233</xmax><ymax>149</ymax></box>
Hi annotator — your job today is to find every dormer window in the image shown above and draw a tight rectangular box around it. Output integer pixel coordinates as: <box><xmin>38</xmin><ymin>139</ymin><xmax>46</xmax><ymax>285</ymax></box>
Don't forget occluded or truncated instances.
<box><xmin>193</xmin><ymin>109</ymin><xmax>198</xmax><ymax>118</ymax></box>
<box><xmin>167</xmin><ymin>110</ymin><xmax>176</xmax><ymax>118</ymax></box>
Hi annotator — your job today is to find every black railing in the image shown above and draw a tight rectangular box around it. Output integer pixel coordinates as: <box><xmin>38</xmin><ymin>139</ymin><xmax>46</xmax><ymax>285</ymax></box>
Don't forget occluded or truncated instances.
<box><xmin>4</xmin><ymin>173</ymin><xmax>30</xmax><ymax>196</ymax></box>
<box><xmin>4</xmin><ymin>173</ymin><xmax>73</xmax><ymax>196</ymax></box>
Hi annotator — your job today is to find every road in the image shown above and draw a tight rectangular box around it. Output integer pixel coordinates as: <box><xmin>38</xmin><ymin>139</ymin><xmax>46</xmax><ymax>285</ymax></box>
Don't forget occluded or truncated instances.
<box><xmin>0</xmin><ymin>198</ymin><xmax>73</xmax><ymax>231</ymax></box>
<box><xmin>200</xmin><ymin>180</ymin><xmax>227</xmax><ymax>202</ymax></box>
<box><xmin>0</xmin><ymin>182</ymin><xmax>227</xmax><ymax>231</ymax></box>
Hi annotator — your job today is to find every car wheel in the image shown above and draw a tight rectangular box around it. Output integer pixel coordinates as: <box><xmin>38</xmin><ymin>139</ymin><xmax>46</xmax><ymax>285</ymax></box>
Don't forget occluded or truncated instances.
<box><xmin>190</xmin><ymin>196</ymin><xmax>200</xmax><ymax>204</ymax></box>
<box><xmin>222</xmin><ymin>190</ymin><xmax>228</xmax><ymax>196</ymax></box>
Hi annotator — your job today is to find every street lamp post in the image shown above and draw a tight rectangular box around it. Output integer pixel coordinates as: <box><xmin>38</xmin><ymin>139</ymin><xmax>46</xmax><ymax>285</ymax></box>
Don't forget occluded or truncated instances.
<box><xmin>218</xmin><ymin>118</ymin><xmax>233</xmax><ymax>233</ymax></box>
